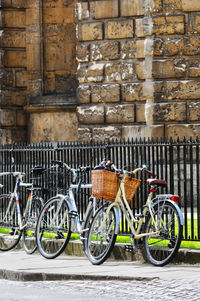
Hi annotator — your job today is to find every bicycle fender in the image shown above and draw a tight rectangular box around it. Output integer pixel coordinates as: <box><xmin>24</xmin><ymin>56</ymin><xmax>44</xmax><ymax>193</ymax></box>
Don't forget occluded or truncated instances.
<box><xmin>168</xmin><ymin>200</ymin><xmax>184</xmax><ymax>226</ymax></box>
<box><xmin>155</xmin><ymin>198</ymin><xmax>184</xmax><ymax>226</ymax></box>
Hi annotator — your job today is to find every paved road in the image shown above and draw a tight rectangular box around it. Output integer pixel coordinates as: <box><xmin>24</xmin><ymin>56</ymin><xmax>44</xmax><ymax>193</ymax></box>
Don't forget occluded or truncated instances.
<box><xmin>0</xmin><ymin>250</ymin><xmax>200</xmax><ymax>300</ymax></box>
<box><xmin>1</xmin><ymin>277</ymin><xmax>200</xmax><ymax>301</ymax></box>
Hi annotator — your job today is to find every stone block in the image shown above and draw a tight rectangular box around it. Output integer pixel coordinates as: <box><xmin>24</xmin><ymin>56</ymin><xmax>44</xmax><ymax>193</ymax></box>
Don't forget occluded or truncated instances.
<box><xmin>3</xmin><ymin>0</ymin><xmax>26</xmax><ymax>8</ymax></box>
<box><xmin>78</xmin><ymin>127</ymin><xmax>92</xmax><ymax>142</ymax></box>
<box><xmin>121</xmin><ymin>83</ymin><xmax>145</xmax><ymax>102</ymax></box>
<box><xmin>77</xmin><ymin>105</ymin><xmax>104</xmax><ymax>124</ymax></box>
<box><xmin>152</xmin><ymin>59</ymin><xmax>186</xmax><ymax>79</ymax></box>
<box><xmin>2</xmin><ymin>30</ymin><xmax>25</xmax><ymax>48</ymax></box>
<box><xmin>90</xmin><ymin>0</ymin><xmax>118</xmax><ymax>19</ymax></box>
<box><xmin>121</xmin><ymin>41</ymin><xmax>137</xmax><ymax>59</ymax></box>
<box><xmin>188</xmin><ymin>14</ymin><xmax>200</xmax><ymax>34</ymax></box>
<box><xmin>26</xmin><ymin>44</ymin><xmax>40</xmax><ymax>71</ymax></box>
<box><xmin>188</xmin><ymin>102</ymin><xmax>200</xmax><ymax>122</ymax></box>
<box><xmin>15</xmin><ymin>69</ymin><xmax>27</xmax><ymax>87</ymax></box>
<box><xmin>91</xmin><ymin>84</ymin><xmax>120</xmax><ymax>103</ymax></box>
<box><xmin>76</xmin><ymin>43</ymin><xmax>90</xmax><ymax>62</ymax></box>
<box><xmin>105</xmin><ymin>62</ymin><xmax>136</xmax><ymax>82</ymax></box>
<box><xmin>77</xmin><ymin>85</ymin><xmax>91</xmax><ymax>104</ymax></box>
<box><xmin>77</xmin><ymin>63</ymin><xmax>104</xmax><ymax>83</ymax></box>
<box><xmin>105</xmin><ymin>20</ymin><xmax>134</xmax><ymax>39</ymax></box>
<box><xmin>163</xmin><ymin>0</ymin><xmax>182</xmax><ymax>12</ymax></box>
<box><xmin>78</xmin><ymin>22</ymin><xmax>103</xmax><ymax>41</ymax></box>
<box><xmin>152</xmin><ymin>102</ymin><xmax>186</xmax><ymax>122</ymax></box>
<box><xmin>92</xmin><ymin>126</ymin><xmax>121</xmax><ymax>141</ymax></box>
<box><xmin>44</xmin><ymin>24</ymin><xmax>76</xmax><ymax>44</ymax></box>
<box><xmin>91</xmin><ymin>41</ymin><xmax>120</xmax><ymax>61</ymax></box>
<box><xmin>55</xmin><ymin>71</ymin><xmax>78</xmax><ymax>94</ymax></box>
<box><xmin>4</xmin><ymin>10</ymin><xmax>25</xmax><ymax>28</ymax></box>
<box><xmin>165</xmin><ymin>80</ymin><xmax>200</xmax><ymax>100</ymax></box>
<box><xmin>188</xmin><ymin>59</ymin><xmax>200</xmax><ymax>78</ymax></box>
<box><xmin>121</xmin><ymin>0</ymin><xmax>162</xmax><ymax>16</ymax></box>
<box><xmin>166</xmin><ymin>124</ymin><xmax>200</xmax><ymax>140</ymax></box>
<box><xmin>105</xmin><ymin>104</ymin><xmax>135</xmax><ymax>124</ymax></box>
<box><xmin>44</xmin><ymin>8</ymin><xmax>74</xmax><ymax>24</ymax></box>
<box><xmin>4</xmin><ymin>50</ymin><xmax>26</xmax><ymax>68</ymax></box>
<box><xmin>122</xmin><ymin>125</ymin><xmax>164</xmax><ymax>139</ymax></box>
<box><xmin>75</xmin><ymin>2</ymin><xmax>89</xmax><ymax>21</ymax></box>
<box><xmin>136</xmin><ymin>104</ymin><xmax>146</xmax><ymax>123</ymax></box>
<box><xmin>29</xmin><ymin>111</ymin><xmax>78</xmax><ymax>142</ymax></box>
<box><xmin>0</xmin><ymin>90</ymin><xmax>26</xmax><ymax>107</ymax></box>
<box><xmin>136</xmin><ymin>15</ymin><xmax>185</xmax><ymax>37</ymax></box>
<box><xmin>182</xmin><ymin>0</ymin><xmax>200</xmax><ymax>12</ymax></box>
<box><xmin>1</xmin><ymin>69</ymin><xmax>13</xmax><ymax>88</ymax></box>
<box><xmin>0</xmin><ymin>109</ymin><xmax>16</xmax><ymax>126</ymax></box>
<box><xmin>44</xmin><ymin>71</ymin><xmax>55</xmax><ymax>94</ymax></box>
<box><xmin>0</xmin><ymin>128</ymin><xmax>27</xmax><ymax>145</ymax></box>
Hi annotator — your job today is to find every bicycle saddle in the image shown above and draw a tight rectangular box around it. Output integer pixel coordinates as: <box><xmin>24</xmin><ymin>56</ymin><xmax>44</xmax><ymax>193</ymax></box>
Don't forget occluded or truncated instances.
<box><xmin>147</xmin><ymin>178</ymin><xmax>167</xmax><ymax>187</ymax></box>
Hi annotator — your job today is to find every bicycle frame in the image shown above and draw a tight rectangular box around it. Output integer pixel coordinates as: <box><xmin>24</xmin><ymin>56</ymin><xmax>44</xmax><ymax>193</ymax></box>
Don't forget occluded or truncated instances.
<box><xmin>0</xmin><ymin>172</ymin><xmax>34</xmax><ymax>231</ymax></box>
<box><xmin>97</xmin><ymin>173</ymin><xmax>183</xmax><ymax>239</ymax></box>
<box><xmin>50</xmin><ymin>183</ymin><xmax>94</xmax><ymax>234</ymax></box>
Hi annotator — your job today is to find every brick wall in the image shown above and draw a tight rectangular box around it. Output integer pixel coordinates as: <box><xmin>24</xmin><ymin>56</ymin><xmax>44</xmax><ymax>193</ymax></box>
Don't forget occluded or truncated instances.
<box><xmin>76</xmin><ymin>0</ymin><xmax>200</xmax><ymax>141</ymax></box>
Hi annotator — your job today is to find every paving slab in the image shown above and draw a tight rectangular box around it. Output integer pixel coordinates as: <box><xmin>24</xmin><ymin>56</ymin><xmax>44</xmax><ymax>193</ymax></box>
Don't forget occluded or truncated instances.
<box><xmin>0</xmin><ymin>249</ymin><xmax>200</xmax><ymax>282</ymax></box>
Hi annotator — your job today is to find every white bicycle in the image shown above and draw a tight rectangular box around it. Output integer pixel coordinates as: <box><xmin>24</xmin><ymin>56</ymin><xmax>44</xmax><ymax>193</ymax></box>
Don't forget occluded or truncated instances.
<box><xmin>36</xmin><ymin>160</ymin><xmax>100</xmax><ymax>259</ymax></box>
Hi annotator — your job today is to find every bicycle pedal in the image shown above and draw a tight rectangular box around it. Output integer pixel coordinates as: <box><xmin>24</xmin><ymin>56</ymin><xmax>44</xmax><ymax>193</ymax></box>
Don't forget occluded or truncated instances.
<box><xmin>124</xmin><ymin>245</ymin><xmax>135</xmax><ymax>252</ymax></box>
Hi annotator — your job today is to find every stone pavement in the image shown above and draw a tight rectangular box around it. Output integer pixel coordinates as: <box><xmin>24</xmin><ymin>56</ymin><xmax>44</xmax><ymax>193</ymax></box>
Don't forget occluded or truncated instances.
<box><xmin>0</xmin><ymin>245</ymin><xmax>200</xmax><ymax>282</ymax></box>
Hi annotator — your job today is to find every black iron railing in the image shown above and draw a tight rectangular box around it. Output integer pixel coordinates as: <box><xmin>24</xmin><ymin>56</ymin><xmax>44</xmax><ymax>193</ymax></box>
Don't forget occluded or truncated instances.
<box><xmin>0</xmin><ymin>138</ymin><xmax>199</xmax><ymax>241</ymax></box>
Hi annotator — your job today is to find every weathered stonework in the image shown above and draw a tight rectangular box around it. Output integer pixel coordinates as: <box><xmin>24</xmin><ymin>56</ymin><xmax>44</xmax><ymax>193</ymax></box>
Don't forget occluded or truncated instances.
<box><xmin>0</xmin><ymin>0</ymin><xmax>79</xmax><ymax>144</ymax></box>
<box><xmin>76</xmin><ymin>0</ymin><xmax>200</xmax><ymax>141</ymax></box>
<box><xmin>2</xmin><ymin>0</ymin><xmax>200</xmax><ymax>144</ymax></box>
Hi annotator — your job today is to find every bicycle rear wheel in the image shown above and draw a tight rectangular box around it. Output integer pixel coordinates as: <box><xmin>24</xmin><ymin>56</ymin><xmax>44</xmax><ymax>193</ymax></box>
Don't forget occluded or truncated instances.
<box><xmin>0</xmin><ymin>194</ymin><xmax>22</xmax><ymax>251</ymax></box>
<box><xmin>22</xmin><ymin>196</ymin><xmax>44</xmax><ymax>254</ymax></box>
<box><xmin>85</xmin><ymin>203</ymin><xmax>117</xmax><ymax>265</ymax></box>
<box><xmin>36</xmin><ymin>196</ymin><xmax>71</xmax><ymax>259</ymax></box>
<box><xmin>143</xmin><ymin>200</ymin><xmax>183</xmax><ymax>266</ymax></box>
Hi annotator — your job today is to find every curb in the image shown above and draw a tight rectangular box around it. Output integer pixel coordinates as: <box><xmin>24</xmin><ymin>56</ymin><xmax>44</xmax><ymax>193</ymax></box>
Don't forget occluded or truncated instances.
<box><xmin>0</xmin><ymin>269</ymin><xmax>157</xmax><ymax>282</ymax></box>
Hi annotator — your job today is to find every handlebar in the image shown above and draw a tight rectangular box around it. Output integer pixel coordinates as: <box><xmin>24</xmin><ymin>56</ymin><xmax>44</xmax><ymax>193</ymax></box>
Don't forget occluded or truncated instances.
<box><xmin>0</xmin><ymin>171</ymin><xmax>25</xmax><ymax>177</ymax></box>
<box><xmin>110</xmin><ymin>164</ymin><xmax>156</xmax><ymax>178</ymax></box>
<box><xmin>51</xmin><ymin>160</ymin><xmax>91</xmax><ymax>183</ymax></box>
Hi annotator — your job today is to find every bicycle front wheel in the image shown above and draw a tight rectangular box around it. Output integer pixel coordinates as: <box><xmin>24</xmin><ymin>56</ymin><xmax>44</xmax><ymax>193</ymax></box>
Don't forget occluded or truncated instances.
<box><xmin>36</xmin><ymin>196</ymin><xmax>71</xmax><ymax>259</ymax></box>
<box><xmin>85</xmin><ymin>203</ymin><xmax>117</xmax><ymax>265</ymax></box>
<box><xmin>0</xmin><ymin>194</ymin><xmax>22</xmax><ymax>251</ymax></box>
<box><xmin>143</xmin><ymin>200</ymin><xmax>183</xmax><ymax>266</ymax></box>
<box><xmin>22</xmin><ymin>196</ymin><xmax>44</xmax><ymax>254</ymax></box>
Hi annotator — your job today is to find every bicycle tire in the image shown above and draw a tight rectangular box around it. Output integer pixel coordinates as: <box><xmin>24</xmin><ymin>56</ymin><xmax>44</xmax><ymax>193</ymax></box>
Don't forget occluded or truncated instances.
<box><xmin>22</xmin><ymin>196</ymin><xmax>44</xmax><ymax>254</ymax></box>
<box><xmin>36</xmin><ymin>196</ymin><xmax>71</xmax><ymax>259</ymax></box>
<box><xmin>85</xmin><ymin>203</ymin><xmax>117</xmax><ymax>265</ymax></box>
<box><xmin>143</xmin><ymin>200</ymin><xmax>183</xmax><ymax>266</ymax></box>
<box><xmin>0</xmin><ymin>194</ymin><xmax>22</xmax><ymax>251</ymax></box>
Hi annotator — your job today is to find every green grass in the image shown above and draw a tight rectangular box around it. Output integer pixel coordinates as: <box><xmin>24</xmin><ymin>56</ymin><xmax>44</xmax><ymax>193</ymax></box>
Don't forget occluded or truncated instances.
<box><xmin>1</xmin><ymin>227</ymin><xmax>200</xmax><ymax>249</ymax></box>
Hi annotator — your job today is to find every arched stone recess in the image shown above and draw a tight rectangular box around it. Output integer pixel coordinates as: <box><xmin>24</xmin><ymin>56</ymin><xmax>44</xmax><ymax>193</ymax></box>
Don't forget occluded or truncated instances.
<box><xmin>25</xmin><ymin>0</ymin><xmax>79</xmax><ymax>142</ymax></box>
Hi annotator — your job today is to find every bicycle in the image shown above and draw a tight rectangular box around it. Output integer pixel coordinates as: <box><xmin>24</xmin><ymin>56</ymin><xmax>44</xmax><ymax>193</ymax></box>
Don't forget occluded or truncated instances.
<box><xmin>0</xmin><ymin>167</ymin><xmax>45</xmax><ymax>254</ymax></box>
<box><xmin>36</xmin><ymin>160</ymin><xmax>100</xmax><ymax>259</ymax></box>
<box><xmin>85</xmin><ymin>164</ymin><xmax>184</xmax><ymax>266</ymax></box>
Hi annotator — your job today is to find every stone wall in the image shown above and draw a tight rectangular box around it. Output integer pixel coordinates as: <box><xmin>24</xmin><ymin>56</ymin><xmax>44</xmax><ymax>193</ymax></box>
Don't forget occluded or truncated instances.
<box><xmin>1</xmin><ymin>0</ymin><xmax>200</xmax><ymax>144</ymax></box>
<box><xmin>76</xmin><ymin>0</ymin><xmax>200</xmax><ymax>142</ymax></box>
<box><xmin>0</xmin><ymin>0</ymin><xmax>78</xmax><ymax>144</ymax></box>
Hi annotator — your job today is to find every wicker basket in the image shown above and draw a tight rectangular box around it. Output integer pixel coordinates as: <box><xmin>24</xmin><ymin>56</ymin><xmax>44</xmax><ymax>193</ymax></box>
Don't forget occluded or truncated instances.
<box><xmin>92</xmin><ymin>169</ymin><xmax>141</xmax><ymax>203</ymax></box>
